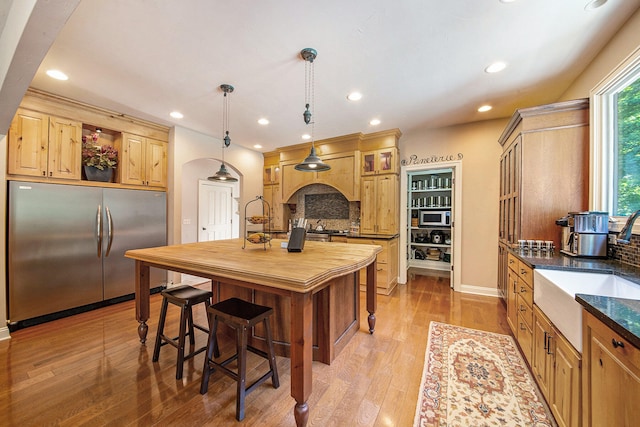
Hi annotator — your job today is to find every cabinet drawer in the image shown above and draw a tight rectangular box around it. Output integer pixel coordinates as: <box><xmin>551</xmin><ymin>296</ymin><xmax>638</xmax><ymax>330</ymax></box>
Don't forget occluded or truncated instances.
<box><xmin>517</xmin><ymin>279</ymin><xmax>533</xmax><ymax>308</ymax></box>
<box><xmin>518</xmin><ymin>317</ymin><xmax>533</xmax><ymax>364</ymax></box>
<box><xmin>348</xmin><ymin>238</ymin><xmax>388</xmax><ymax>264</ymax></box>
<box><xmin>587</xmin><ymin>311</ymin><xmax>640</xmax><ymax>371</ymax></box>
<box><xmin>518</xmin><ymin>296</ymin><xmax>533</xmax><ymax>330</ymax></box>
<box><xmin>507</xmin><ymin>252</ymin><xmax>519</xmax><ymax>272</ymax></box>
<box><xmin>518</xmin><ymin>261</ymin><xmax>533</xmax><ymax>286</ymax></box>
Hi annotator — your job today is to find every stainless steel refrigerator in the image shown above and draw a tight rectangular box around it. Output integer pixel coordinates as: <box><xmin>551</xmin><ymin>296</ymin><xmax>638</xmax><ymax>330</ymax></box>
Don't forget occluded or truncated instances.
<box><xmin>8</xmin><ymin>181</ymin><xmax>167</xmax><ymax>324</ymax></box>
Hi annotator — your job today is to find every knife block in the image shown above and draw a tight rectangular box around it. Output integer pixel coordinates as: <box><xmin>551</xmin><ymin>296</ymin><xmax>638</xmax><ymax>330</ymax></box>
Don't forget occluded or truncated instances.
<box><xmin>287</xmin><ymin>227</ymin><xmax>306</xmax><ymax>252</ymax></box>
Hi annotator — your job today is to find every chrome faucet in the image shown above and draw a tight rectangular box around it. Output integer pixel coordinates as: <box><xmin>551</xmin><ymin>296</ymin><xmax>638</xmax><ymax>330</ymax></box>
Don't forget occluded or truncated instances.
<box><xmin>617</xmin><ymin>210</ymin><xmax>640</xmax><ymax>244</ymax></box>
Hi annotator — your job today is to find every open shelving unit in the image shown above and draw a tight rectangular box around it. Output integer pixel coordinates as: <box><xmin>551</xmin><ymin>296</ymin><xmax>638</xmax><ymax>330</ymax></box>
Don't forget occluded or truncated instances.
<box><xmin>407</xmin><ymin>168</ymin><xmax>453</xmax><ymax>272</ymax></box>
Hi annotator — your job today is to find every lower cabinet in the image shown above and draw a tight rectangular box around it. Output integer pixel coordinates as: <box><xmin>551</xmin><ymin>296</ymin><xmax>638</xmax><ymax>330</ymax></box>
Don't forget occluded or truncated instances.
<box><xmin>582</xmin><ymin>310</ymin><xmax>640</xmax><ymax>427</ymax></box>
<box><xmin>347</xmin><ymin>236</ymin><xmax>398</xmax><ymax>295</ymax></box>
<box><xmin>507</xmin><ymin>252</ymin><xmax>533</xmax><ymax>364</ymax></box>
<box><xmin>533</xmin><ymin>305</ymin><xmax>581</xmax><ymax>427</ymax></box>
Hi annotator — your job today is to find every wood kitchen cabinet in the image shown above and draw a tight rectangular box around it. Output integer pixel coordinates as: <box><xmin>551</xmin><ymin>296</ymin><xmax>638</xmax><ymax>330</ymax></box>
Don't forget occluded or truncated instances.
<box><xmin>361</xmin><ymin>147</ymin><xmax>398</xmax><ymax>175</ymax></box>
<box><xmin>263</xmin><ymin>183</ymin><xmax>288</xmax><ymax>231</ymax></box>
<box><xmin>281</xmin><ymin>154</ymin><xmax>357</xmax><ymax>202</ymax></box>
<box><xmin>119</xmin><ymin>133</ymin><xmax>167</xmax><ymax>188</ymax></box>
<box><xmin>497</xmin><ymin>99</ymin><xmax>589</xmax><ymax>301</ymax></box>
<box><xmin>582</xmin><ymin>310</ymin><xmax>640</xmax><ymax>427</ymax></box>
<box><xmin>348</xmin><ymin>236</ymin><xmax>398</xmax><ymax>295</ymax></box>
<box><xmin>506</xmin><ymin>252</ymin><xmax>533</xmax><ymax>364</ymax></box>
<box><xmin>360</xmin><ymin>174</ymin><xmax>398</xmax><ymax>235</ymax></box>
<box><xmin>533</xmin><ymin>305</ymin><xmax>581</xmax><ymax>427</ymax></box>
<box><xmin>8</xmin><ymin>108</ymin><xmax>82</xmax><ymax>180</ymax></box>
<box><xmin>262</xmin><ymin>153</ymin><xmax>288</xmax><ymax>230</ymax></box>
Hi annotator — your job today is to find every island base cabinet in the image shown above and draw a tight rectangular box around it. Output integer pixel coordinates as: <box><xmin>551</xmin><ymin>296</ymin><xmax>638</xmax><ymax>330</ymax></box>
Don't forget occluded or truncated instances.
<box><xmin>217</xmin><ymin>272</ymin><xmax>359</xmax><ymax>365</ymax></box>
<box><xmin>582</xmin><ymin>310</ymin><xmax>640</xmax><ymax>427</ymax></box>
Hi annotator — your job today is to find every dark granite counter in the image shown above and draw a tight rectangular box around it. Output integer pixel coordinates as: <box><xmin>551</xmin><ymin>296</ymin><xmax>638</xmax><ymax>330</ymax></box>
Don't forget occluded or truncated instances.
<box><xmin>576</xmin><ymin>294</ymin><xmax>640</xmax><ymax>349</ymax></box>
<box><xmin>513</xmin><ymin>249</ymin><xmax>640</xmax><ymax>286</ymax></box>
<box><xmin>510</xmin><ymin>248</ymin><xmax>640</xmax><ymax>349</ymax></box>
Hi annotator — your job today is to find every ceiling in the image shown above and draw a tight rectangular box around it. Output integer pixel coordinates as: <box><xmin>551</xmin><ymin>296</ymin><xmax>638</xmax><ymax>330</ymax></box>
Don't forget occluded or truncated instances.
<box><xmin>12</xmin><ymin>0</ymin><xmax>640</xmax><ymax>152</ymax></box>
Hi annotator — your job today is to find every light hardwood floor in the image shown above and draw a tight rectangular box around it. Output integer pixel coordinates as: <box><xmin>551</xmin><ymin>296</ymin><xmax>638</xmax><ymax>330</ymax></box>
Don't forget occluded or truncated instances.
<box><xmin>0</xmin><ymin>272</ymin><xmax>509</xmax><ymax>426</ymax></box>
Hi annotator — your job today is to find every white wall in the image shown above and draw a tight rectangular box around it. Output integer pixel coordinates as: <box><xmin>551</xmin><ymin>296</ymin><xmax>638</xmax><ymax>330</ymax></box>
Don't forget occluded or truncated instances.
<box><xmin>400</xmin><ymin>119</ymin><xmax>507</xmax><ymax>294</ymax></box>
<box><xmin>168</xmin><ymin>125</ymin><xmax>263</xmax><ymax>284</ymax></box>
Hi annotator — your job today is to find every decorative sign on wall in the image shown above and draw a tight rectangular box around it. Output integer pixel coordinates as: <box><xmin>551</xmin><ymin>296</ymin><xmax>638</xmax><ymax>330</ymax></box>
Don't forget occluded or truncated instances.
<box><xmin>401</xmin><ymin>153</ymin><xmax>463</xmax><ymax>166</ymax></box>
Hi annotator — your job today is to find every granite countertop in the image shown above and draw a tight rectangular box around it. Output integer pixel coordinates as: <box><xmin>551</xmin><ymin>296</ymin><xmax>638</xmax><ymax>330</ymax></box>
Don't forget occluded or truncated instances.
<box><xmin>511</xmin><ymin>248</ymin><xmax>640</xmax><ymax>349</ymax></box>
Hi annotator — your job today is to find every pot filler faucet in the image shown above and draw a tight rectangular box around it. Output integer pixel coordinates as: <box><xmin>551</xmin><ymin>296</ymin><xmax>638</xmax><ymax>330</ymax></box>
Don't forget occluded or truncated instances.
<box><xmin>617</xmin><ymin>210</ymin><xmax>640</xmax><ymax>244</ymax></box>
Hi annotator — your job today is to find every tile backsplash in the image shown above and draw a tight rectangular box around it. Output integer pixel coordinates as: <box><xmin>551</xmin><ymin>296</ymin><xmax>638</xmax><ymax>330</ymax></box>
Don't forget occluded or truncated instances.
<box><xmin>290</xmin><ymin>184</ymin><xmax>359</xmax><ymax>231</ymax></box>
<box><xmin>609</xmin><ymin>234</ymin><xmax>640</xmax><ymax>268</ymax></box>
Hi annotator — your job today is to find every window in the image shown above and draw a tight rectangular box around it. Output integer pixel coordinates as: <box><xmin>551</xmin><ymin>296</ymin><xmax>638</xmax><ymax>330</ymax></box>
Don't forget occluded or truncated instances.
<box><xmin>615</xmin><ymin>77</ymin><xmax>640</xmax><ymax>215</ymax></box>
<box><xmin>591</xmin><ymin>45</ymin><xmax>640</xmax><ymax>222</ymax></box>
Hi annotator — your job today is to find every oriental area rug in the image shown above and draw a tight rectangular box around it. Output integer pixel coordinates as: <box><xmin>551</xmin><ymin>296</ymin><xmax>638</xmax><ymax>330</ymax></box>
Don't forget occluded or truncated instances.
<box><xmin>414</xmin><ymin>322</ymin><xmax>556</xmax><ymax>427</ymax></box>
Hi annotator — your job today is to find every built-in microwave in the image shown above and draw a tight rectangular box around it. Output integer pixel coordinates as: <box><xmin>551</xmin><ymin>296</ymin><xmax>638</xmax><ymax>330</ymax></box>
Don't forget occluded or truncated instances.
<box><xmin>420</xmin><ymin>210</ymin><xmax>451</xmax><ymax>226</ymax></box>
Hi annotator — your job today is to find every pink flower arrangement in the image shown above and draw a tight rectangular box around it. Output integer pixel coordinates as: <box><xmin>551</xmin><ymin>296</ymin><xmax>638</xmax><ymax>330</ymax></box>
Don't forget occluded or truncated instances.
<box><xmin>82</xmin><ymin>133</ymin><xmax>118</xmax><ymax>170</ymax></box>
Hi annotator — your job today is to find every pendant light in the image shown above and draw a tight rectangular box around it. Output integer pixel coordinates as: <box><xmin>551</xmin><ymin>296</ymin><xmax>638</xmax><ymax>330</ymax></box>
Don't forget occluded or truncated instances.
<box><xmin>295</xmin><ymin>48</ymin><xmax>331</xmax><ymax>172</ymax></box>
<box><xmin>208</xmin><ymin>84</ymin><xmax>238</xmax><ymax>182</ymax></box>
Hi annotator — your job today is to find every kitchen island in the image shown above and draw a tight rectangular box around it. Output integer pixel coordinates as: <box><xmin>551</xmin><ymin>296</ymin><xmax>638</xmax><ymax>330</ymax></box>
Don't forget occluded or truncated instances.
<box><xmin>125</xmin><ymin>238</ymin><xmax>381</xmax><ymax>427</ymax></box>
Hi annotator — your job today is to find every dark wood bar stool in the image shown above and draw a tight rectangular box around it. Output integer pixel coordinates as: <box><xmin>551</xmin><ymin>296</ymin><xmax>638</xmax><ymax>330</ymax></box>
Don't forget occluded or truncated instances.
<box><xmin>200</xmin><ymin>297</ymin><xmax>280</xmax><ymax>421</ymax></box>
<box><xmin>152</xmin><ymin>285</ymin><xmax>212</xmax><ymax>380</ymax></box>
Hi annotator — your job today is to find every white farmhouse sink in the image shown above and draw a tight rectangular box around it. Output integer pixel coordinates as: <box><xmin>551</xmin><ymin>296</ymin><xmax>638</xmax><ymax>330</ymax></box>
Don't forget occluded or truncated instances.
<box><xmin>534</xmin><ymin>269</ymin><xmax>640</xmax><ymax>352</ymax></box>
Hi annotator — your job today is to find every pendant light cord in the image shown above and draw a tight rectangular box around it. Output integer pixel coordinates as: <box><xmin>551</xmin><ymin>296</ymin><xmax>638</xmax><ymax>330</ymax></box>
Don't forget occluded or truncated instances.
<box><xmin>305</xmin><ymin>56</ymin><xmax>316</xmax><ymax>147</ymax></box>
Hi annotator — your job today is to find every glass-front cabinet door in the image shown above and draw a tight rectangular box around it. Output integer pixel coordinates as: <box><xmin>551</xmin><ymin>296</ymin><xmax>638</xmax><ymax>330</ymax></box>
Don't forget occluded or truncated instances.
<box><xmin>362</xmin><ymin>148</ymin><xmax>397</xmax><ymax>175</ymax></box>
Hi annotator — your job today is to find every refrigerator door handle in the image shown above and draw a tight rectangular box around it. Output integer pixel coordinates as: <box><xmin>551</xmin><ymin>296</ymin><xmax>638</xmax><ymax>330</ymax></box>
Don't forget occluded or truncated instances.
<box><xmin>96</xmin><ymin>204</ymin><xmax>102</xmax><ymax>257</ymax></box>
<box><xmin>105</xmin><ymin>206</ymin><xmax>114</xmax><ymax>257</ymax></box>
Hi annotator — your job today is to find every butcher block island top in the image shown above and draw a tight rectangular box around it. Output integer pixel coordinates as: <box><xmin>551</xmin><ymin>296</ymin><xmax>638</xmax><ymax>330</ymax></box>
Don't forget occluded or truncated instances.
<box><xmin>125</xmin><ymin>238</ymin><xmax>382</xmax><ymax>427</ymax></box>
<box><xmin>125</xmin><ymin>238</ymin><xmax>381</xmax><ymax>292</ymax></box>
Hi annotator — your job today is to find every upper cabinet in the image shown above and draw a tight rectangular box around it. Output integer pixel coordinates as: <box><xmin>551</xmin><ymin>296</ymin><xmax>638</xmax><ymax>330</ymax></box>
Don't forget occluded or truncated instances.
<box><xmin>360</xmin><ymin>174</ymin><xmax>398</xmax><ymax>235</ymax></box>
<box><xmin>361</xmin><ymin>147</ymin><xmax>398</xmax><ymax>175</ymax></box>
<box><xmin>281</xmin><ymin>154</ymin><xmax>358</xmax><ymax>202</ymax></box>
<box><xmin>8</xmin><ymin>108</ymin><xmax>82</xmax><ymax>180</ymax></box>
<box><xmin>497</xmin><ymin>99</ymin><xmax>589</xmax><ymax>301</ymax></box>
<box><xmin>6</xmin><ymin>89</ymin><xmax>170</xmax><ymax>190</ymax></box>
<box><xmin>119</xmin><ymin>133</ymin><xmax>167</xmax><ymax>187</ymax></box>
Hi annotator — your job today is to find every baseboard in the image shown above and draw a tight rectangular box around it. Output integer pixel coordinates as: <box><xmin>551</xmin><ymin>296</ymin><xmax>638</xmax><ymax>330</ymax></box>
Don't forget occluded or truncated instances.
<box><xmin>459</xmin><ymin>284</ymin><xmax>501</xmax><ymax>298</ymax></box>
<box><xmin>0</xmin><ymin>325</ymin><xmax>11</xmax><ymax>341</ymax></box>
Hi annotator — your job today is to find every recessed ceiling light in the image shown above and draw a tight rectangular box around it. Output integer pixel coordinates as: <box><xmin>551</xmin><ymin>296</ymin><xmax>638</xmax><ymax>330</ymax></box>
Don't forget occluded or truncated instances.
<box><xmin>584</xmin><ymin>0</ymin><xmax>607</xmax><ymax>11</ymax></box>
<box><xmin>485</xmin><ymin>62</ymin><xmax>507</xmax><ymax>73</ymax></box>
<box><xmin>258</xmin><ymin>118</ymin><xmax>269</xmax><ymax>125</ymax></box>
<box><xmin>253</xmin><ymin>144</ymin><xmax>262</xmax><ymax>149</ymax></box>
<box><xmin>301</xmin><ymin>134</ymin><xmax>311</xmax><ymax>140</ymax></box>
<box><xmin>46</xmin><ymin>69</ymin><xmax>68</xmax><ymax>80</ymax></box>
<box><xmin>499</xmin><ymin>0</ymin><xmax>516</xmax><ymax>3</ymax></box>
<box><xmin>369</xmin><ymin>119</ymin><xmax>381</xmax><ymax>126</ymax></box>
<box><xmin>170</xmin><ymin>111</ymin><xmax>183</xmax><ymax>119</ymax></box>
<box><xmin>347</xmin><ymin>92</ymin><xmax>362</xmax><ymax>101</ymax></box>
<box><xmin>478</xmin><ymin>105</ymin><xmax>492</xmax><ymax>112</ymax></box>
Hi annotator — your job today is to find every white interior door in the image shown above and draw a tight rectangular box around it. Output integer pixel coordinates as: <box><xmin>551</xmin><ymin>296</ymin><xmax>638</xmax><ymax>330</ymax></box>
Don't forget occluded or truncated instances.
<box><xmin>198</xmin><ymin>181</ymin><xmax>233</xmax><ymax>242</ymax></box>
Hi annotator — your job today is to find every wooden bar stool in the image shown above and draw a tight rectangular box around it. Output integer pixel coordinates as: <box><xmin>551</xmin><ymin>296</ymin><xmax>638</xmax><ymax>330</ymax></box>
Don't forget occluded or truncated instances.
<box><xmin>200</xmin><ymin>297</ymin><xmax>280</xmax><ymax>421</ymax></box>
<box><xmin>152</xmin><ymin>285</ymin><xmax>212</xmax><ymax>380</ymax></box>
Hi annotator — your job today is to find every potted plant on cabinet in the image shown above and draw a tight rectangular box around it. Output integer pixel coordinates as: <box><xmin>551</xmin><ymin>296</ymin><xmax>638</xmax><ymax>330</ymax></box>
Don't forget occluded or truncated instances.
<box><xmin>82</xmin><ymin>133</ymin><xmax>118</xmax><ymax>182</ymax></box>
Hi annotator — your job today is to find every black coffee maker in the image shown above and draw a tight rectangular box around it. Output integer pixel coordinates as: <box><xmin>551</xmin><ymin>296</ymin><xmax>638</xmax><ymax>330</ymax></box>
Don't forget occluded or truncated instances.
<box><xmin>430</xmin><ymin>230</ymin><xmax>444</xmax><ymax>244</ymax></box>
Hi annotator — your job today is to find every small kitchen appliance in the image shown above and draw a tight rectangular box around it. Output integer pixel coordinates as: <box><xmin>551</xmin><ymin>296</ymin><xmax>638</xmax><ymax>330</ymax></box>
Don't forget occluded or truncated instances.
<box><xmin>557</xmin><ymin>211</ymin><xmax>608</xmax><ymax>258</ymax></box>
<box><xmin>420</xmin><ymin>210</ymin><xmax>451</xmax><ymax>227</ymax></box>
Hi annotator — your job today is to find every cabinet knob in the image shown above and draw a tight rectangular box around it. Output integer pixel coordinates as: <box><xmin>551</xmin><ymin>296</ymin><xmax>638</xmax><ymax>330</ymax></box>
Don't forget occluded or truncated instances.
<box><xmin>520</xmin><ymin>286</ymin><xmax>526</xmax><ymax>293</ymax></box>
<box><xmin>520</xmin><ymin>268</ymin><xmax>527</xmax><ymax>275</ymax></box>
<box><xmin>611</xmin><ymin>338</ymin><xmax>625</xmax><ymax>349</ymax></box>
<box><xmin>519</xmin><ymin>305</ymin><xmax>526</xmax><ymax>312</ymax></box>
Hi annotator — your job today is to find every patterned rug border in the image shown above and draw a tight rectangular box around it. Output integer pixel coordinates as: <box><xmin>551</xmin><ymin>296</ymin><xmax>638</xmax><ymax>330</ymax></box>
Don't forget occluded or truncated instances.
<box><xmin>413</xmin><ymin>321</ymin><xmax>556</xmax><ymax>427</ymax></box>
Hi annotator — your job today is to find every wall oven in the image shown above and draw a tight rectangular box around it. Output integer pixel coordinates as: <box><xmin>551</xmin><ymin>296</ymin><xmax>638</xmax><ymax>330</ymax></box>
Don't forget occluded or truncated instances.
<box><xmin>420</xmin><ymin>210</ymin><xmax>451</xmax><ymax>227</ymax></box>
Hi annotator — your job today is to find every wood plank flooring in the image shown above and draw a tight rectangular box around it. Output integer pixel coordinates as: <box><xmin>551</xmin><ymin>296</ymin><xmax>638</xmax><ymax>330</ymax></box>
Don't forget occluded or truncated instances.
<box><xmin>0</xmin><ymin>272</ymin><xmax>509</xmax><ymax>426</ymax></box>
